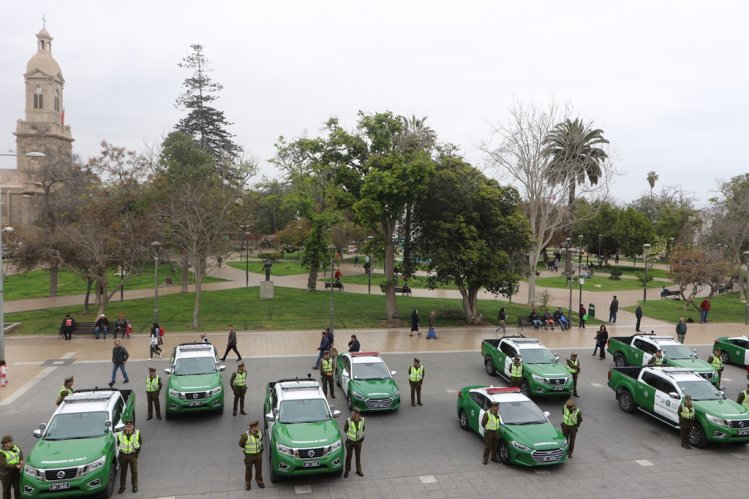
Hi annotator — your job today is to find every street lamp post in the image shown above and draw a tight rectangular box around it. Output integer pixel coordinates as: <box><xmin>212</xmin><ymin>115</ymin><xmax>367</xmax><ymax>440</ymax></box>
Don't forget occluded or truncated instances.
<box><xmin>643</xmin><ymin>243</ymin><xmax>651</xmax><ymax>302</ymax></box>
<box><xmin>366</xmin><ymin>236</ymin><xmax>373</xmax><ymax>295</ymax></box>
<box><xmin>578</xmin><ymin>242</ymin><xmax>584</xmax><ymax>317</ymax></box>
<box><xmin>151</xmin><ymin>241</ymin><xmax>161</xmax><ymax>323</ymax></box>
<box><xmin>744</xmin><ymin>251</ymin><xmax>749</xmax><ymax>325</ymax></box>
<box><xmin>566</xmin><ymin>237</ymin><xmax>572</xmax><ymax>321</ymax></box>
<box><xmin>0</xmin><ymin>151</ymin><xmax>45</xmax><ymax>361</ymax></box>
<box><xmin>328</xmin><ymin>244</ymin><xmax>336</xmax><ymax>334</ymax></box>
<box><xmin>598</xmin><ymin>233</ymin><xmax>603</xmax><ymax>269</ymax></box>
<box><xmin>244</xmin><ymin>232</ymin><xmax>251</xmax><ymax>287</ymax></box>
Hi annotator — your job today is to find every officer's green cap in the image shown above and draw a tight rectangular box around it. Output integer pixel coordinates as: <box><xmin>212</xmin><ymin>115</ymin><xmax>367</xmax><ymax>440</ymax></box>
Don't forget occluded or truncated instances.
<box><xmin>148</xmin><ymin>367</ymin><xmax>156</xmax><ymax>372</ymax></box>
<box><xmin>64</xmin><ymin>376</ymin><xmax>74</xmax><ymax>383</ymax></box>
<box><xmin>1</xmin><ymin>435</ymin><xmax>13</xmax><ymax>444</ymax></box>
<box><xmin>249</xmin><ymin>420</ymin><xmax>259</xmax><ymax>427</ymax></box>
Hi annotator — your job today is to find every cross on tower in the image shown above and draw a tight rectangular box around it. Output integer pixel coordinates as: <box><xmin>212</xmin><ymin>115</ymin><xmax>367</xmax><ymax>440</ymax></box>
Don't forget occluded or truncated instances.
<box><xmin>42</xmin><ymin>15</ymin><xmax>46</xmax><ymax>28</ymax></box>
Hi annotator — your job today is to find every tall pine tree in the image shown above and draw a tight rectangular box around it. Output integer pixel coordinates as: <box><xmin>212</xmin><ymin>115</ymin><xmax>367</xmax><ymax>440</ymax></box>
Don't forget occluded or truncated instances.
<box><xmin>175</xmin><ymin>44</ymin><xmax>243</xmax><ymax>184</ymax></box>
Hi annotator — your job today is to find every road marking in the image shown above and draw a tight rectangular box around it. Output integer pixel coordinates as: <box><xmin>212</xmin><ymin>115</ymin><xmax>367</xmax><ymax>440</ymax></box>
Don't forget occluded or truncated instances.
<box><xmin>419</xmin><ymin>475</ymin><xmax>437</xmax><ymax>484</ymax></box>
<box><xmin>723</xmin><ymin>378</ymin><xmax>733</xmax><ymax>382</ymax></box>
<box><xmin>590</xmin><ymin>383</ymin><xmax>603</xmax><ymax>387</ymax></box>
<box><xmin>157</xmin><ymin>496</ymin><xmax>176</xmax><ymax>499</ymax></box>
<box><xmin>730</xmin><ymin>453</ymin><xmax>747</xmax><ymax>459</ymax></box>
<box><xmin>534</xmin><ymin>470</ymin><xmax>551</xmax><ymax>475</ymax></box>
<box><xmin>0</xmin><ymin>352</ymin><xmax>76</xmax><ymax>406</ymax></box>
<box><xmin>634</xmin><ymin>459</ymin><xmax>654</xmax><ymax>467</ymax></box>
<box><xmin>295</xmin><ymin>485</ymin><xmax>312</xmax><ymax>494</ymax></box>
<box><xmin>446</xmin><ymin>389</ymin><xmax>457</xmax><ymax>393</ymax></box>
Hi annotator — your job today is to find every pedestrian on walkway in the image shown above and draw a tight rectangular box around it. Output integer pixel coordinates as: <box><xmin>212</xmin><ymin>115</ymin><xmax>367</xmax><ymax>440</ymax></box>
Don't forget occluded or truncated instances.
<box><xmin>408</xmin><ymin>358</ymin><xmax>424</xmax><ymax>406</ymax></box>
<box><xmin>354</xmin><ymin>255</ymin><xmax>359</xmax><ymax>267</ymax></box>
<box><xmin>56</xmin><ymin>376</ymin><xmax>74</xmax><ymax>406</ymax></box>
<box><xmin>608</xmin><ymin>296</ymin><xmax>619</xmax><ymax>323</ymax></box>
<box><xmin>59</xmin><ymin>313</ymin><xmax>75</xmax><ymax>340</ymax></box>
<box><xmin>635</xmin><ymin>305</ymin><xmax>643</xmax><ymax>332</ymax></box>
<box><xmin>496</xmin><ymin>307</ymin><xmax>507</xmax><ymax>334</ymax></box>
<box><xmin>700</xmin><ymin>298</ymin><xmax>711</xmax><ymax>323</ymax></box>
<box><xmin>343</xmin><ymin>409</ymin><xmax>365</xmax><ymax>478</ymax></box>
<box><xmin>116</xmin><ymin>420</ymin><xmax>141</xmax><ymax>494</ymax></box>
<box><xmin>231</xmin><ymin>362</ymin><xmax>248</xmax><ymax>416</ymax></box>
<box><xmin>348</xmin><ymin>335</ymin><xmax>360</xmax><ymax>352</ymax></box>
<box><xmin>320</xmin><ymin>351</ymin><xmax>335</xmax><ymax>399</ymax></box>
<box><xmin>678</xmin><ymin>395</ymin><xmax>695</xmax><ymax>449</ymax></box>
<box><xmin>149</xmin><ymin>323</ymin><xmax>162</xmax><ymax>359</ymax></box>
<box><xmin>426</xmin><ymin>311</ymin><xmax>438</xmax><ymax>339</ymax></box>
<box><xmin>94</xmin><ymin>314</ymin><xmax>110</xmax><ymax>340</ymax></box>
<box><xmin>410</xmin><ymin>309</ymin><xmax>420</xmax><ymax>336</ymax></box>
<box><xmin>220</xmin><ymin>324</ymin><xmax>242</xmax><ymax>361</ymax></box>
<box><xmin>239</xmin><ymin>420</ymin><xmax>264</xmax><ymax>490</ymax></box>
<box><xmin>0</xmin><ymin>435</ymin><xmax>23</xmax><ymax>499</ymax></box>
<box><xmin>593</xmin><ymin>325</ymin><xmax>608</xmax><ymax>359</ymax></box>
<box><xmin>578</xmin><ymin>304</ymin><xmax>587</xmax><ymax>329</ymax></box>
<box><xmin>145</xmin><ymin>367</ymin><xmax>162</xmax><ymax>420</ymax></box>
<box><xmin>312</xmin><ymin>331</ymin><xmax>330</xmax><ymax>369</ymax></box>
<box><xmin>482</xmin><ymin>401</ymin><xmax>501</xmax><ymax>464</ymax></box>
<box><xmin>109</xmin><ymin>340</ymin><xmax>129</xmax><ymax>387</ymax></box>
<box><xmin>561</xmin><ymin>399</ymin><xmax>582</xmax><ymax>458</ymax></box>
<box><xmin>0</xmin><ymin>361</ymin><xmax>7</xmax><ymax>388</ymax></box>
<box><xmin>566</xmin><ymin>353</ymin><xmax>580</xmax><ymax>397</ymax></box>
<box><xmin>676</xmin><ymin>317</ymin><xmax>688</xmax><ymax>344</ymax></box>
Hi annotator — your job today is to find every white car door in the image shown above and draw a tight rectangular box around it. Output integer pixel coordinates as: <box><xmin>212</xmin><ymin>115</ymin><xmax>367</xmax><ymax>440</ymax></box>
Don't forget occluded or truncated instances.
<box><xmin>652</xmin><ymin>376</ymin><xmax>679</xmax><ymax>424</ymax></box>
<box><xmin>341</xmin><ymin>356</ymin><xmax>351</xmax><ymax>394</ymax></box>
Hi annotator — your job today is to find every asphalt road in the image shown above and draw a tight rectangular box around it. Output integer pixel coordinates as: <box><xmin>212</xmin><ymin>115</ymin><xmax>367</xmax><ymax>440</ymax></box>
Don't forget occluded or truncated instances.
<box><xmin>4</xmin><ymin>345</ymin><xmax>749</xmax><ymax>498</ymax></box>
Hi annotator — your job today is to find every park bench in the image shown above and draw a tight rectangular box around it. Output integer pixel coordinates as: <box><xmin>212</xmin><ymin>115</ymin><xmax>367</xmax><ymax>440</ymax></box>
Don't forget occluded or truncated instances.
<box><xmin>517</xmin><ymin>316</ymin><xmax>537</xmax><ymax>330</ymax></box>
<box><xmin>660</xmin><ymin>288</ymin><xmax>680</xmax><ymax>299</ymax></box>
<box><xmin>59</xmin><ymin>321</ymin><xmax>97</xmax><ymax>339</ymax></box>
<box><xmin>324</xmin><ymin>281</ymin><xmax>344</xmax><ymax>291</ymax></box>
<box><xmin>394</xmin><ymin>286</ymin><xmax>412</xmax><ymax>296</ymax></box>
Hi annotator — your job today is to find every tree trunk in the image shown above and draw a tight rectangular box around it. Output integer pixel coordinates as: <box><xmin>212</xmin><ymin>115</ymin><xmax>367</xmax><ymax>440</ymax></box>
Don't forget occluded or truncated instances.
<box><xmin>49</xmin><ymin>262</ymin><xmax>59</xmax><ymax>297</ymax></box>
<box><xmin>402</xmin><ymin>205</ymin><xmax>413</xmax><ymax>279</ymax></box>
<box><xmin>383</xmin><ymin>225</ymin><xmax>399</xmax><ymax>321</ymax></box>
<box><xmin>181</xmin><ymin>254</ymin><xmax>189</xmax><ymax>293</ymax></box>
<box><xmin>83</xmin><ymin>278</ymin><xmax>93</xmax><ymax>314</ymax></box>
<box><xmin>97</xmin><ymin>279</ymin><xmax>109</xmax><ymax>317</ymax></box>
<box><xmin>193</xmin><ymin>275</ymin><xmax>202</xmax><ymax>328</ymax></box>
<box><xmin>527</xmin><ymin>244</ymin><xmax>542</xmax><ymax>305</ymax></box>
<box><xmin>460</xmin><ymin>286</ymin><xmax>482</xmax><ymax>324</ymax></box>
<box><xmin>565</xmin><ymin>181</ymin><xmax>576</xmax><ymax>276</ymax></box>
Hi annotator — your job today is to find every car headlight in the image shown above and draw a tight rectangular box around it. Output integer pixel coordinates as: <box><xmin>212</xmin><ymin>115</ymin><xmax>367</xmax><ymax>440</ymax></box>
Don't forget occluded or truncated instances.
<box><xmin>560</xmin><ymin>439</ymin><xmax>569</xmax><ymax>448</ymax></box>
<box><xmin>329</xmin><ymin>440</ymin><xmax>342</xmax><ymax>452</ymax></box>
<box><xmin>511</xmin><ymin>440</ymin><xmax>532</xmax><ymax>452</ymax></box>
<box><xmin>531</xmin><ymin>374</ymin><xmax>549</xmax><ymax>384</ymax></box>
<box><xmin>24</xmin><ymin>464</ymin><xmax>43</xmax><ymax>479</ymax></box>
<box><xmin>81</xmin><ymin>456</ymin><xmax>106</xmax><ymax>476</ymax></box>
<box><xmin>393</xmin><ymin>392</ymin><xmax>400</xmax><ymax>400</ymax></box>
<box><xmin>706</xmin><ymin>414</ymin><xmax>730</xmax><ymax>427</ymax></box>
<box><xmin>276</xmin><ymin>443</ymin><xmax>294</xmax><ymax>456</ymax></box>
<box><xmin>207</xmin><ymin>386</ymin><xmax>222</xmax><ymax>396</ymax></box>
<box><xmin>352</xmin><ymin>392</ymin><xmax>366</xmax><ymax>400</ymax></box>
<box><xmin>168</xmin><ymin>389</ymin><xmax>184</xmax><ymax>399</ymax></box>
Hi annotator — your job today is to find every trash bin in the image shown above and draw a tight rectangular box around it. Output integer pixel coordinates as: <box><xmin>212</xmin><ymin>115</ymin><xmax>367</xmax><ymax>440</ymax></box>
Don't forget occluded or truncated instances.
<box><xmin>588</xmin><ymin>303</ymin><xmax>596</xmax><ymax>318</ymax></box>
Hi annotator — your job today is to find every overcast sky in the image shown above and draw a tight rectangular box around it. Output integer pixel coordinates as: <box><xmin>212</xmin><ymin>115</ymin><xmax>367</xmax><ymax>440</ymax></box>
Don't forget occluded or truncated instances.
<box><xmin>1</xmin><ymin>1</ymin><xmax>747</xmax><ymax>207</ymax></box>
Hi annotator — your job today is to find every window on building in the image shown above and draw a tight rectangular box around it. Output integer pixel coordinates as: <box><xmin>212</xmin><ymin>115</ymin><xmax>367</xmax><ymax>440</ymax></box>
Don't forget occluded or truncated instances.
<box><xmin>33</xmin><ymin>90</ymin><xmax>44</xmax><ymax>110</ymax></box>
<box><xmin>54</xmin><ymin>90</ymin><xmax>60</xmax><ymax>112</ymax></box>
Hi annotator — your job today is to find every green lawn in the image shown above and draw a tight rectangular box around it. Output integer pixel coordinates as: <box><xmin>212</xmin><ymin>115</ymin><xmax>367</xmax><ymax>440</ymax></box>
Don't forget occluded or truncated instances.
<box><xmin>340</xmin><ymin>273</ymin><xmax>457</xmax><ymax>290</ymax></box>
<box><xmin>6</xmin><ymin>286</ymin><xmax>569</xmax><ymax>334</ymax></box>
<box><xmin>602</xmin><ymin>264</ymin><xmax>670</xmax><ymax>279</ymax></box>
<box><xmin>4</xmin><ymin>264</ymin><xmax>224</xmax><ymax>301</ymax></box>
<box><xmin>625</xmin><ymin>293</ymin><xmax>744</xmax><ymax>324</ymax></box>
<box><xmin>535</xmin><ymin>275</ymin><xmax>664</xmax><ymax>292</ymax></box>
<box><xmin>227</xmin><ymin>260</ymin><xmax>309</xmax><ymax>276</ymax></box>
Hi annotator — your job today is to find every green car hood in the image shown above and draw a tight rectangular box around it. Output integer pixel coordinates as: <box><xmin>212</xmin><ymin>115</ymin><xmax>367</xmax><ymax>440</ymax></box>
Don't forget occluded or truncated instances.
<box><xmin>695</xmin><ymin>399</ymin><xmax>749</xmax><ymax>419</ymax></box>
<box><xmin>350</xmin><ymin>378</ymin><xmax>399</xmax><ymax>398</ymax></box>
<box><xmin>525</xmin><ymin>363</ymin><xmax>569</xmax><ymax>378</ymax></box>
<box><xmin>665</xmin><ymin>358</ymin><xmax>713</xmax><ymax>371</ymax></box>
<box><xmin>504</xmin><ymin>422</ymin><xmax>566</xmax><ymax>449</ymax></box>
<box><xmin>168</xmin><ymin>373</ymin><xmax>220</xmax><ymax>391</ymax></box>
<box><xmin>274</xmin><ymin>420</ymin><xmax>341</xmax><ymax>447</ymax></box>
<box><xmin>28</xmin><ymin>434</ymin><xmax>111</xmax><ymax>468</ymax></box>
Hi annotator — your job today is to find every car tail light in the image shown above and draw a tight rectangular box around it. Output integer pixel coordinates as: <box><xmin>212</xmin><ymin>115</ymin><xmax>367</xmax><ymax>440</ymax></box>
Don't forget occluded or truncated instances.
<box><xmin>607</xmin><ymin>370</ymin><xmax>611</xmax><ymax>380</ymax></box>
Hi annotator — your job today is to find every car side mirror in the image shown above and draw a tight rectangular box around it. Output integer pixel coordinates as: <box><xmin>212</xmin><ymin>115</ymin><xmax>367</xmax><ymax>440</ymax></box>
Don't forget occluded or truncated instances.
<box><xmin>218</xmin><ymin>364</ymin><xmax>226</xmax><ymax>371</ymax></box>
<box><xmin>554</xmin><ymin>355</ymin><xmax>560</xmax><ymax>362</ymax></box>
<box><xmin>391</xmin><ymin>370</ymin><xmax>397</xmax><ymax>376</ymax></box>
<box><xmin>114</xmin><ymin>422</ymin><xmax>125</xmax><ymax>432</ymax></box>
<box><xmin>332</xmin><ymin>410</ymin><xmax>341</xmax><ymax>418</ymax></box>
<box><xmin>543</xmin><ymin>411</ymin><xmax>551</xmax><ymax>418</ymax></box>
<box><xmin>164</xmin><ymin>368</ymin><xmax>172</xmax><ymax>374</ymax></box>
<box><xmin>265</xmin><ymin>413</ymin><xmax>274</xmax><ymax>422</ymax></box>
<box><xmin>342</xmin><ymin>369</ymin><xmax>349</xmax><ymax>377</ymax></box>
<box><xmin>668</xmin><ymin>392</ymin><xmax>680</xmax><ymax>399</ymax></box>
<box><xmin>720</xmin><ymin>386</ymin><xmax>726</xmax><ymax>394</ymax></box>
<box><xmin>33</xmin><ymin>429</ymin><xmax>42</xmax><ymax>438</ymax></box>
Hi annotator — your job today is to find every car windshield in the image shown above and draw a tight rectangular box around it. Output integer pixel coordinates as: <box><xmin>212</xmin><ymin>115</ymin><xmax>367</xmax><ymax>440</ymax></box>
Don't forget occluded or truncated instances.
<box><xmin>660</xmin><ymin>344</ymin><xmax>695</xmax><ymax>359</ymax></box>
<box><xmin>518</xmin><ymin>348</ymin><xmax>556</xmax><ymax>364</ymax></box>
<box><xmin>44</xmin><ymin>411</ymin><xmax>110</xmax><ymax>440</ymax></box>
<box><xmin>174</xmin><ymin>357</ymin><xmax>216</xmax><ymax>375</ymax></box>
<box><xmin>677</xmin><ymin>380</ymin><xmax>723</xmax><ymax>401</ymax></box>
<box><xmin>279</xmin><ymin>399</ymin><xmax>330</xmax><ymax>423</ymax></box>
<box><xmin>498</xmin><ymin>400</ymin><xmax>548</xmax><ymax>425</ymax></box>
<box><xmin>353</xmin><ymin>362</ymin><xmax>391</xmax><ymax>380</ymax></box>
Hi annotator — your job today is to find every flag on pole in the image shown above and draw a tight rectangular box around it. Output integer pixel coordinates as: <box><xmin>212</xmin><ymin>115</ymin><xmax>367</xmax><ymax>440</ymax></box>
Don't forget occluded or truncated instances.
<box><xmin>60</xmin><ymin>108</ymin><xmax>65</xmax><ymax>125</ymax></box>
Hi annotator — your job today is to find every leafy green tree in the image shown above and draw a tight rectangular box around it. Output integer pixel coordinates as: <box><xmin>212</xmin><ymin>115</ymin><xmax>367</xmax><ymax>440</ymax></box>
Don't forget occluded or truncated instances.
<box><xmin>413</xmin><ymin>155</ymin><xmax>531</xmax><ymax>322</ymax></box>
<box><xmin>629</xmin><ymin>187</ymin><xmax>699</xmax><ymax>244</ymax></box>
<box><xmin>614</xmin><ymin>207</ymin><xmax>657</xmax><ymax>259</ymax></box>
<box><xmin>572</xmin><ymin>201</ymin><xmax>620</xmax><ymax>265</ymax></box>
<box><xmin>646</xmin><ymin>171</ymin><xmax>658</xmax><ymax>197</ymax></box>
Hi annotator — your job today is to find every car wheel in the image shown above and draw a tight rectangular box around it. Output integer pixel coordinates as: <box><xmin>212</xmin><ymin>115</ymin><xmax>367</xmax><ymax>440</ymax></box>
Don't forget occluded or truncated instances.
<box><xmin>269</xmin><ymin>465</ymin><xmax>279</xmax><ymax>484</ymax></box>
<box><xmin>347</xmin><ymin>390</ymin><xmax>353</xmax><ymax>411</ymax></box>
<box><xmin>689</xmin><ymin>424</ymin><xmax>707</xmax><ymax>448</ymax></box>
<box><xmin>618</xmin><ymin>389</ymin><xmax>636</xmax><ymax>413</ymax></box>
<box><xmin>98</xmin><ymin>461</ymin><xmax>116</xmax><ymax>499</ymax></box>
<box><xmin>498</xmin><ymin>440</ymin><xmax>511</xmax><ymax>465</ymax></box>
<box><xmin>336</xmin><ymin>374</ymin><xmax>341</xmax><ymax>387</ymax></box>
<box><xmin>164</xmin><ymin>411</ymin><xmax>173</xmax><ymax>421</ymax></box>
<box><xmin>216</xmin><ymin>405</ymin><xmax>224</xmax><ymax>416</ymax></box>
<box><xmin>721</xmin><ymin>352</ymin><xmax>730</xmax><ymax>364</ymax></box>
<box><xmin>485</xmin><ymin>356</ymin><xmax>496</xmax><ymax>376</ymax></box>
<box><xmin>519</xmin><ymin>380</ymin><xmax>530</xmax><ymax>396</ymax></box>
<box><xmin>332</xmin><ymin>467</ymin><xmax>343</xmax><ymax>478</ymax></box>
<box><xmin>614</xmin><ymin>353</ymin><xmax>626</xmax><ymax>367</ymax></box>
<box><xmin>459</xmin><ymin>409</ymin><xmax>469</xmax><ymax>431</ymax></box>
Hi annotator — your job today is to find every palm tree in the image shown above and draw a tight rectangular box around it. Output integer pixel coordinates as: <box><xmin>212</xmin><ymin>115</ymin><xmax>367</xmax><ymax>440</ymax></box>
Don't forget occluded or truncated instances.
<box><xmin>543</xmin><ymin>118</ymin><xmax>609</xmax><ymax>273</ymax></box>
<box><xmin>646</xmin><ymin>171</ymin><xmax>658</xmax><ymax>197</ymax></box>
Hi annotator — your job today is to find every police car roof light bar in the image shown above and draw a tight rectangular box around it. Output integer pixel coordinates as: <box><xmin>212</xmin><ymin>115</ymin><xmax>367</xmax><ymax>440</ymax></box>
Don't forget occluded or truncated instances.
<box><xmin>351</xmin><ymin>352</ymin><xmax>380</xmax><ymax>357</ymax></box>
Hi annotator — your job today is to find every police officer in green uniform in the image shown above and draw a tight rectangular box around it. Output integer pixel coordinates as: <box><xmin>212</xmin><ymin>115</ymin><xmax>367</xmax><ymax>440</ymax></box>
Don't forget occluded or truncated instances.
<box><xmin>0</xmin><ymin>435</ymin><xmax>23</xmax><ymax>499</ymax></box>
<box><xmin>736</xmin><ymin>384</ymin><xmax>749</xmax><ymax>408</ymax></box>
<box><xmin>117</xmin><ymin>420</ymin><xmax>141</xmax><ymax>494</ymax></box>
<box><xmin>481</xmin><ymin>401</ymin><xmax>501</xmax><ymax>464</ymax></box>
<box><xmin>408</xmin><ymin>358</ymin><xmax>425</xmax><ymax>406</ymax></box>
<box><xmin>320</xmin><ymin>351</ymin><xmax>335</xmax><ymax>399</ymax></box>
<box><xmin>510</xmin><ymin>357</ymin><xmax>523</xmax><ymax>388</ymax></box>
<box><xmin>707</xmin><ymin>349</ymin><xmax>724</xmax><ymax>384</ymax></box>
<box><xmin>56</xmin><ymin>376</ymin><xmax>74</xmax><ymax>406</ymax></box>
<box><xmin>561</xmin><ymin>399</ymin><xmax>582</xmax><ymax>458</ymax></box>
<box><xmin>648</xmin><ymin>349</ymin><xmax>664</xmax><ymax>366</ymax></box>
<box><xmin>238</xmin><ymin>420</ymin><xmax>264</xmax><ymax>490</ymax></box>
<box><xmin>146</xmin><ymin>367</ymin><xmax>162</xmax><ymax>420</ymax></box>
<box><xmin>230</xmin><ymin>362</ymin><xmax>248</xmax><ymax>416</ymax></box>
<box><xmin>566</xmin><ymin>353</ymin><xmax>580</xmax><ymax>397</ymax></box>
<box><xmin>343</xmin><ymin>409</ymin><xmax>365</xmax><ymax>477</ymax></box>
<box><xmin>678</xmin><ymin>394</ymin><xmax>695</xmax><ymax>449</ymax></box>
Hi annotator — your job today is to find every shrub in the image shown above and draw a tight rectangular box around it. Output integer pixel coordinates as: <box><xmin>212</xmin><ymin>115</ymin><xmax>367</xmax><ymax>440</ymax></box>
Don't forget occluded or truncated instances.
<box><xmin>609</xmin><ymin>268</ymin><xmax>622</xmax><ymax>280</ymax></box>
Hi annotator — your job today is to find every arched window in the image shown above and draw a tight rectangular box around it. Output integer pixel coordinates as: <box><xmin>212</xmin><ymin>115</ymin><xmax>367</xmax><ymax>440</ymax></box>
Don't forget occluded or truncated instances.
<box><xmin>54</xmin><ymin>89</ymin><xmax>60</xmax><ymax>112</ymax></box>
<box><xmin>33</xmin><ymin>86</ymin><xmax>43</xmax><ymax>109</ymax></box>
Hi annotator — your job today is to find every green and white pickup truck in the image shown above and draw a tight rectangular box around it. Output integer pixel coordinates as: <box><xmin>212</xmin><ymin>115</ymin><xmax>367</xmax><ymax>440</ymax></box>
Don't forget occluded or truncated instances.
<box><xmin>607</xmin><ymin>333</ymin><xmax>718</xmax><ymax>385</ymax></box>
<box><xmin>21</xmin><ymin>388</ymin><xmax>136</xmax><ymax>498</ymax></box>
<box><xmin>263</xmin><ymin>377</ymin><xmax>343</xmax><ymax>483</ymax></box>
<box><xmin>712</xmin><ymin>336</ymin><xmax>749</xmax><ymax>367</ymax></box>
<box><xmin>607</xmin><ymin>366</ymin><xmax>749</xmax><ymax>447</ymax></box>
<box><xmin>165</xmin><ymin>343</ymin><xmax>225</xmax><ymax>419</ymax></box>
<box><xmin>482</xmin><ymin>336</ymin><xmax>573</xmax><ymax>397</ymax></box>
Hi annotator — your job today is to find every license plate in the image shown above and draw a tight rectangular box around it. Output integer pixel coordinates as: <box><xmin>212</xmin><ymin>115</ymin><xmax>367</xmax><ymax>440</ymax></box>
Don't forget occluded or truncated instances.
<box><xmin>189</xmin><ymin>401</ymin><xmax>203</xmax><ymax>407</ymax></box>
<box><xmin>553</xmin><ymin>386</ymin><xmax>566</xmax><ymax>391</ymax></box>
<box><xmin>303</xmin><ymin>460</ymin><xmax>320</xmax><ymax>468</ymax></box>
<box><xmin>541</xmin><ymin>456</ymin><xmax>557</xmax><ymax>462</ymax></box>
<box><xmin>50</xmin><ymin>483</ymin><xmax>70</xmax><ymax>491</ymax></box>
<box><xmin>738</xmin><ymin>429</ymin><xmax>749</xmax><ymax>436</ymax></box>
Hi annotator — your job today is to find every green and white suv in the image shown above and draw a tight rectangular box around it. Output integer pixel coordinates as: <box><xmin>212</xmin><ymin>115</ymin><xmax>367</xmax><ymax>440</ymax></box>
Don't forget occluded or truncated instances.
<box><xmin>336</xmin><ymin>352</ymin><xmax>400</xmax><ymax>412</ymax></box>
<box><xmin>165</xmin><ymin>343</ymin><xmax>225</xmax><ymax>419</ymax></box>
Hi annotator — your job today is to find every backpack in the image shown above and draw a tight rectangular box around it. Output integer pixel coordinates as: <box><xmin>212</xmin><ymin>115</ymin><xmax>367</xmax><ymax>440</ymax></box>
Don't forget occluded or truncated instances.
<box><xmin>159</xmin><ymin>326</ymin><xmax>165</xmax><ymax>337</ymax></box>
